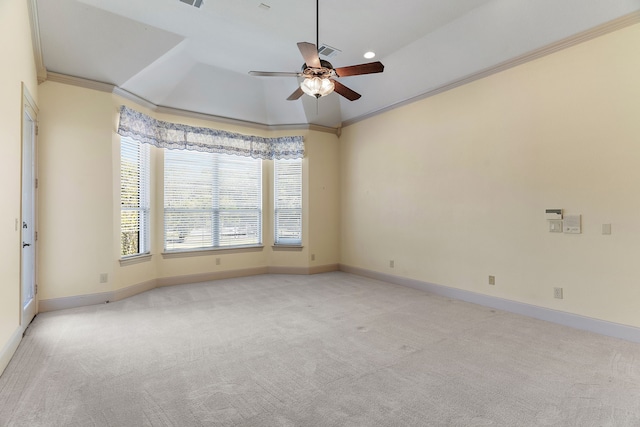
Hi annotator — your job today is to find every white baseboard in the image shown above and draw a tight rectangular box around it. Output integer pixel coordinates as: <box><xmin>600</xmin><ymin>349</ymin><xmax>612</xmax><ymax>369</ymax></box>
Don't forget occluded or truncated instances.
<box><xmin>112</xmin><ymin>279</ymin><xmax>157</xmax><ymax>301</ymax></box>
<box><xmin>38</xmin><ymin>264</ymin><xmax>338</xmax><ymax>313</ymax></box>
<box><xmin>156</xmin><ymin>267</ymin><xmax>269</xmax><ymax>287</ymax></box>
<box><xmin>308</xmin><ymin>263</ymin><xmax>339</xmax><ymax>274</ymax></box>
<box><xmin>339</xmin><ymin>264</ymin><xmax>640</xmax><ymax>344</ymax></box>
<box><xmin>0</xmin><ymin>327</ymin><xmax>23</xmax><ymax>377</ymax></box>
<box><xmin>268</xmin><ymin>264</ymin><xmax>339</xmax><ymax>275</ymax></box>
<box><xmin>39</xmin><ymin>291</ymin><xmax>113</xmax><ymax>312</ymax></box>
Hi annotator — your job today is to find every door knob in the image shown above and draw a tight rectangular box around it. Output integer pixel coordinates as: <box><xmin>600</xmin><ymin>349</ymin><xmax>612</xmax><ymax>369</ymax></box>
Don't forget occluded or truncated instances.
<box><xmin>23</xmin><ymin>242</ymin><xmax>31</xmax><ymax>248</ymax></box>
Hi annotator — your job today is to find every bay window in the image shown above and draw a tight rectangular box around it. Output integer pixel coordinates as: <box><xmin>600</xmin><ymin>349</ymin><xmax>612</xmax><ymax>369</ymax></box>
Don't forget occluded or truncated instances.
<box><xmin>120</xmin><ymin>137</ymin><xmax>150</xmax><ymax>257</ymax></box>
<box><xmin>274</xmin><ymin>158</ymin><xmax>302</xmax><ymax>245</ymax></box>
<box><xmin>164</xmin><ymin>150</ymin><xmax>262</xmax><ymax>251</ymax></box>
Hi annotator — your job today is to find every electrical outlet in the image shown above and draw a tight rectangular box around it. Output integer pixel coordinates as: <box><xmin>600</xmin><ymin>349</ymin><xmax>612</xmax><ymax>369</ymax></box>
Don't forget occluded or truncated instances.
<box><xmin>389</xmin><ymin>260</ymin><xmax>394</xmax><ymax>268</ymax></box>
<box><xmin>488</xmin><ymin>275</ymin><xmax>495</xmax><ymax>285</ymax></box>
<box><xmin>554</xmin><ymin>287</ymin><xmax>563</xmax><ymax>299</ymax></box>
<box><xmin>311</xmin><ymin>254</ymin><xmax>315</xmax><ymax>261</ymax></box>
<box><xmin>216</xmin><ymin>257</ymin><xmax>221</xmax><ymax>266</ymax></box>
<box><xmin>99</xmin><ymin>273</ymin><xmax>108</xmax><ymax>284</ymax></box>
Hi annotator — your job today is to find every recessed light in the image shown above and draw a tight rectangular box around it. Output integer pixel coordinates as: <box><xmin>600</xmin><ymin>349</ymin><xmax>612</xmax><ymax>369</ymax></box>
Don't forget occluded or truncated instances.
<box><xmin>364</xmin><ymin>51</ymin><xmax>375</xmax><ymax>59</ymax></box>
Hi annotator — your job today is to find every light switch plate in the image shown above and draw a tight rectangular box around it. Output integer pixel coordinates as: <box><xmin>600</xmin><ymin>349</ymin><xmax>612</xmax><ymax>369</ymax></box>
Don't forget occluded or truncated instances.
<box><xmin>549</xmin><ymin>220</ymin><xmax>563</xmax><ymax>233</ymax></box>
<box><xmin>602</xmin><ymin>224</ymin><xmax>611</xmax><ymax>235</ymax></box>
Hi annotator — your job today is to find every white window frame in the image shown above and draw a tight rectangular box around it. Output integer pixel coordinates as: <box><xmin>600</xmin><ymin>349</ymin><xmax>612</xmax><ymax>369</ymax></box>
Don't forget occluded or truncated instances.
<box><xmin>274</xmin><ymin>158</ymin><xmax>302</xmax><ymax>246</ymax></box>
<box><xmin>164</xmin><ymin>150</ymin><xmax>262</xmax><ymax>252</ymax></box>
<box><xmin>120</xmin><ymin>137</ymin><xmax>150</xmax><ymax>258</ymax></box>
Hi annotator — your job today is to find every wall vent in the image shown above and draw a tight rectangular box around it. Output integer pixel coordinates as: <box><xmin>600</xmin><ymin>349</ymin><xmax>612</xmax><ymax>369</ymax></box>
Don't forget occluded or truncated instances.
<box><xmin>318</xmin><ymin>44</ymin><xmax>341</xmax><ymax>58</ymax></box>
<box><xmin>180</xmin><ymin>0</ymin><xmax>204</xmax><ymax>8</ymax></box>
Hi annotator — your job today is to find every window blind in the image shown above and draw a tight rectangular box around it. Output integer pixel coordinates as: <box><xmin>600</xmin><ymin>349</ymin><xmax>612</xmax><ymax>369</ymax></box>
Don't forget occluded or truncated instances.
<box><xmin>164</xmin><ymin>150</ymin><xmax>262</xmax><ymax>251</ymax></box>
<box><xmin>274</xmin><ymin>158</ymin><xmax>302</xmax><ymax>245</ymax></box>
<box><xmin>120</xmin><ymin>137</ymin><xmax>150</xmax><ymax>256</ymax></box>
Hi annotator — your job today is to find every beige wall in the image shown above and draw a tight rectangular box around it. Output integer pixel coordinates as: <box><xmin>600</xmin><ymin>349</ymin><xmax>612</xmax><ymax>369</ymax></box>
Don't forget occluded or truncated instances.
<box><xmin>0</xmin><ymin>0</ymin><xmax>38</xmax><ymax>366</ymax></box>
<box><xmin>340</xmin><ymin>23</ymin><xmax>640</xmax><ymax>328</ymax></box>
<box><xmin>307</xmin><ymin>131</ymin><xmax>341</xmax><ymax>267</ymax></box>
<box><xmin>38</xmin><ymin>82</ymin><xmax>114</xmax><ymax>299</ymax></box>
<box><xmin>37</xmin><ymin>81</ymin><xmax>340</xmax><ymax>301</ymax></box>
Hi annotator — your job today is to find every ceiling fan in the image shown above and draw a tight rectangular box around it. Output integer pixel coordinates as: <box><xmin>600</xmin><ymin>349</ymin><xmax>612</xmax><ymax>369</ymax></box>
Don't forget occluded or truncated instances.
<box><xmin>248</xmin><ymin>0</ymin><xmax>384</xmax><ymax>101</ymax></box>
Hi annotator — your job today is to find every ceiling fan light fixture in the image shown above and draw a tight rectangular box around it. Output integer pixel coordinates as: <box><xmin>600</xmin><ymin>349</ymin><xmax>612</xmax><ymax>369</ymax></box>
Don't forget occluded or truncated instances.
<box><xmin>300</xmin><ymin>77</ymin><xmax>335</xmax><ymax>98</ymax></box>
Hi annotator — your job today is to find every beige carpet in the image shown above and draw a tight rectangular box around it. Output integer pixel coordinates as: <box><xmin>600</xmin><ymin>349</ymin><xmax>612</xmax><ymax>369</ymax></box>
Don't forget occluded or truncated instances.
<box><xmin>1</xmin><ymin>272</ymin><xmax>640</xmax><ymax>426</ymax></box>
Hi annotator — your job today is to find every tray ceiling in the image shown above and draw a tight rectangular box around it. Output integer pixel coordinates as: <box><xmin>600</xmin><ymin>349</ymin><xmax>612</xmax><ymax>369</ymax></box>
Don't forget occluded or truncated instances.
<box><xmin>35</xmin><ymin>0</ymin><xmax>640</xmax><ymax>129</ymax></box>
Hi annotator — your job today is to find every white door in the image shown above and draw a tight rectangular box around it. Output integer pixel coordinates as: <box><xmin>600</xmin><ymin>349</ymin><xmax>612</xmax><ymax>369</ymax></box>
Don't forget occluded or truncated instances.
<box><xmin>21</xmin><ymin>89</ymin><xmax>37</xmax><ymax>329</ymax></box>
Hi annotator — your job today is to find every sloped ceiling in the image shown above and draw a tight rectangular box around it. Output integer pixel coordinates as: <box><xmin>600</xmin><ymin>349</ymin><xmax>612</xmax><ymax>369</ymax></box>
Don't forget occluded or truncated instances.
<box><xmin>35</xmin><ymin>0</ymin><xmax>640</xmax><ymax>129</ymax></box>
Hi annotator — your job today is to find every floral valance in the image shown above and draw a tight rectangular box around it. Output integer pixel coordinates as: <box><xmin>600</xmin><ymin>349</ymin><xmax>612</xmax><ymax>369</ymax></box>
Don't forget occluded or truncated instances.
<box><xmin>117</xmin><ymin>106</ymin><xmax>304</xmax><ymax>160</ymax></box>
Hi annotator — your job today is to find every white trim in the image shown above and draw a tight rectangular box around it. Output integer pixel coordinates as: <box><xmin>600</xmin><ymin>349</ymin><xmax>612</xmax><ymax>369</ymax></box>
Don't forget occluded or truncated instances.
<box><xmin>21</xmin><ymin>84</ymin><xmax>39</xmax><ymax>327</ymax></box>
<box><xmin>35</xmin><ymin>12</ymin><xmax>640</xmax><ymax>132</ymax></box>
<box><xmin>0</xmin><ymin>327</ymin><xmax>24</xmax><ymax>377</ymax></box>
<box><xmin>154</xmin><ymin>106</ymin><xmax>338</xmax><ymax>135</ymax></box>
<box><xmin>339</xmin><ymin>264</ymin><xmax>640</xmax><ymax>344</ymax></box>
<box><xmin>27</xmin><ymin>0</ymin><xmax>47</xmax><ymax>84</ymax></box>
<box><xmin>38</xmin><ymin>280</ymin><xmax>157</xmax><ymax>312</ymax></box>
<box><xmin>113</xmin><ymin>279</ymin><xmax>157</xmax><ymax>301</ymax></box>
<box><xmin>157</xmin><ymin>267</ymin><xmax>270</xmax><ymax>287</ymax></box>
<box><xmin>271</xmin><ymin>245</ymin><xmax>304</xmax><ymax>251</ymax></box>
<box><xmin>113</xmin><ymin>86</ymin><xmax>157</xmax><ymax>111</ymax></box>
<box><xmin>38</xmin><ymin>291</ymin><xmax>113</xmax><ymax>312</ymax></box>
<box><xmin>44</xmin><ymin>73</ymin><xmax>340</xmax><ymax>135</ymax></box>
<box><xmin>161</xmin><ymin>245</ymin><xmax>264</xmax><ymax>259</ymax></box>
<box><xmin>119</xmin><ymin>253</ymin><xmax>152</xmax><ymax>266</ymax></box>
<box><xmin>267</xmin><ymin>266</ymin><xmax>309</xmax><ymax>275</ymax></box>
<box><xmin>36</xmin><ymin>265</ymin><xmax>339</xmax><ymax>312</ymax></box>
<box><xmin>268</xmin><ymin>264</ymin><xmax>338</xmax><ymax>275</ymax></box>
<box><xmin>308</xmin><ymin>264</ymin><xmax>339</xmax><ymax>275</ymax></box>
<box><xmin>341</xmin><ymin>11</ymin><xmax>640</xmax><ymax>128</ymax></box>
<box><xmin>38</xmin><ymin>268</ymin><xmax>272</xmax><ymax>312</ymax></box>
<box><xmin>46</xmin><ymin>72</ymin><xmax>114</xmax><ymax>93</ymax></box>
<box><xmin>22</xmin><ymin>83</ymin><xmax>39</xmax><ymax>115</ymax></box>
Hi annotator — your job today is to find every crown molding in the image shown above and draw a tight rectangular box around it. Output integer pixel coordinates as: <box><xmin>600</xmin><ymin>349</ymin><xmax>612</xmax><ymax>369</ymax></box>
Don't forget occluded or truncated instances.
<box><xmin>27</xmin><ymin>0</ymin><xmax>47</xmax><ymax>84</ymax></box>
<box><xmin>44</xmin><ymin>73</ymin><xmax>340</xmax><ymax>135</ymax></box>
<box><xmin>46</xmin><ymin>72</ymin><xmax>115</xmax><ymax>93</ymax></box>
<box><xmin>153</xmin><ymin>105</ymin><xmax>339</xmax><ymax>135</ymax></box>
<box><xmin>342</xmin><ymin>11</ymin><xmax>640</xmax><ymax>128</ymax></box>
<box><xmin>111</xmin><ymin>86</ymin><xmax>158</xmax><ymax>111</ymax></box>
<box><xmin>39</xmin><ymin>11</ymin><xmax>639</xmax><ymax>134</ymax></box>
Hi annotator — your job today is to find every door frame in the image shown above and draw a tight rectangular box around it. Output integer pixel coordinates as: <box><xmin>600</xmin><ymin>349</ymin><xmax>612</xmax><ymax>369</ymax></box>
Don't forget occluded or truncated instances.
<box><xmin>20</xmin><ymin>83</ymin><xmax>38</xmax><ymax>330</ymax></box>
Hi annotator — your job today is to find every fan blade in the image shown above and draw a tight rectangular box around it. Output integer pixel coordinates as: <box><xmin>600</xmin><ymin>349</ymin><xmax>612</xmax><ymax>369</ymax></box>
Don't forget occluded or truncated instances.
<box><xmin>297</xmin><ymin>42</ymin><xmax>321</xmax><ymax>68</ymax></box>
<box><xmin>333</xmin><ymin>80</ymin><xmax>361</xmax><ymax>101</ymax></box>
<box><xmin>287</xmin><ymin>87</ymin><xmax>304</xmax><ymax>101</ymax></box>
<box><xmin>249</xmin><ymin>71</ymin><xmax>302</xmax><ymax>77</ymax></box>
<box><xmin>335</xmin><ymin>61</ymin><xmax>384</xmax><ymax>77</ymax></box>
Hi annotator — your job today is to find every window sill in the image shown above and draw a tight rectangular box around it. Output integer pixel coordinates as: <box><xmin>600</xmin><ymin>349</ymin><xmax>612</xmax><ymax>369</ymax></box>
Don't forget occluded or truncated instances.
<box><xmin>272</xmin><ymin>245</ymin><xmax>304</xmax><ymax>251</ymax></box>
<box><xmin>162</xmin><ymin>244</ymin><xmax>264</xmax><ymax>259</ymax></box>
<box><xmin>119</xmin><ymin>253</ymin><xmax>152</xmax><ymax>266</ymax></box>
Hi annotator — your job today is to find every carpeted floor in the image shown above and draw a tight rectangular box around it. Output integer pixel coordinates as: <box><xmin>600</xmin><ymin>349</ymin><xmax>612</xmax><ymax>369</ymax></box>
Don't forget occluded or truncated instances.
<box><xmin>1</xmin><ymin>272</ymin><xmax>639</xmax><ymax>426</ymax></box>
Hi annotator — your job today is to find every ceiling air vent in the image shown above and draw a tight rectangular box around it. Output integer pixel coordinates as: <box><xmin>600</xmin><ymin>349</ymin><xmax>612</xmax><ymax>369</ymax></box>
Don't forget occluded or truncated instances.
<box><xmin>180</xmin><ymin>0</ymin><xmax>204</xmax><ymax>8</ymax></box>
<box><xmin>318</xmin><ymin>44</ymin><xmax>341</xmax><ymax>58</ymax></box>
